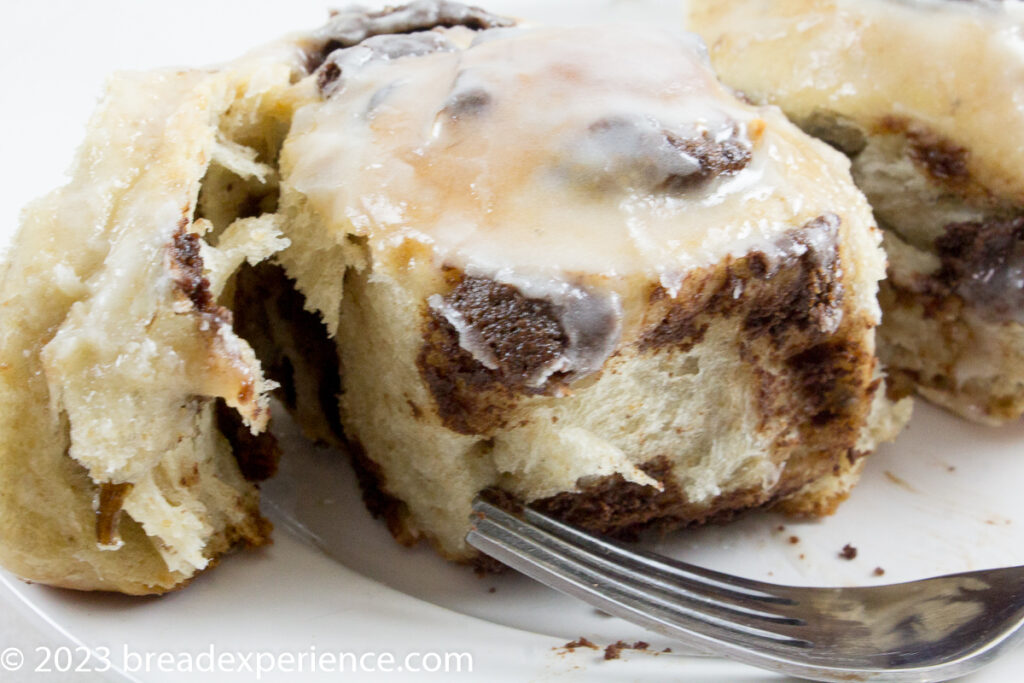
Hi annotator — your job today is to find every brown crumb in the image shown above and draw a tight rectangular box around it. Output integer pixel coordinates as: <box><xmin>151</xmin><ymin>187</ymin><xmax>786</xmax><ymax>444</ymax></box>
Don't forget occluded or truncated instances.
<box><xmin>603</xmin><ymin>641</ymin><xmax>627</xmax><ymax>660</ymax></box>
<box><xmin>487</xmin><ymin>587</ymin><xmax>496</xmax><ymax>594</ymax></box>
<box><xmin>789</xmin><ymin>535</ymin><xmax>800</xmax><ymax>544</ymax></box>
<box><xmin>562</xmin><ymin>638</ymin><xmax>599</xmax><ymax>652</ymax></box>
<box><xmin>662</xmin><ymin>647</ymin><xmax>673</xmax><ymax>654</ymax></box>
<box><xmin>799</xmin><ymin>553</ymin><xmax>806</xmax><ymax>560</ymax></box>
<box><xmin>840</xmin><ymin>543</ymin><xmax>858</xmax><ymax>560</ymax></box>
<box><xmin>873</xmin><ymin>567</ymin><xmax>886</xmax><ymax>577</ymax></box>
<box><xmin>776</xmin><ymin>524</ymin><xmax>785</xmax><ymax>532</ymax></box>
<box><xmin>602</xmin><ymin>640</ymin><xmax>650</xmax><ymax>661</ymax></box>
<box><xmin>947</xmin><ymin>465</ymin><xmax>956</xmax><ymax>473</ymax></box>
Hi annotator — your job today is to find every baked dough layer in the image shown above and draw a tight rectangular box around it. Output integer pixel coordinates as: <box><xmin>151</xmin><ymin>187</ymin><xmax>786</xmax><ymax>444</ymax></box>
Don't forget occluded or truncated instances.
<box><xmin>690</xmin><ymin>0</ymin><xmax>1024</xmax><ymax>424</ymax></box>
<box><xmin>0</xmin><ymin>2</ymin><xmax>908</xmax><ymax>592</ymax></box>
<box><xmin>271</xmin><ymin>12</ymin><xmax>907</xmax><ymax>559</ymax></box>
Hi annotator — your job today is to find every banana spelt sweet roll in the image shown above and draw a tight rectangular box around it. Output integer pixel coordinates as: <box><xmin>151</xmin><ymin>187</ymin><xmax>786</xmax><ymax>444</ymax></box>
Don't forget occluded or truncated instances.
<box><xmin>0</xmin><ymin>1</ymin><xmax>908</xmax><ymax>594</ymax></box>
<box><xmin>690</xmin><ymin>0</ymin><xmax>1024</xmax><ymax>425</ymax></box>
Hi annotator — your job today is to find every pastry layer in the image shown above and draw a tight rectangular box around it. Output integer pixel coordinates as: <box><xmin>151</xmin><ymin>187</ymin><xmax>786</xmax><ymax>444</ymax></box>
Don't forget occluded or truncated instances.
<box><xmin>0</xmin><ymin>2</ymin><xmax>908</xmax><ymax>591</ymax></box>
<box><xmin>269</xmin><ymin>9</ymin><xmax>904</xmax><ymax>560</ymax></box>
<box><xmin>0</xmin><ymin>36</ymin><xmax>304</xmax><ymax>593</ymax></box>
<box><xmin>689</xmin><ymin>0</ymin><xmax>1024</xmax><ymax>423</ymax></box>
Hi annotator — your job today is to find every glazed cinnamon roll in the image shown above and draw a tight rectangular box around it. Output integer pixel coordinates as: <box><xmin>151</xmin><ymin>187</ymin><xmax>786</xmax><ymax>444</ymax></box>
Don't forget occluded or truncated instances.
<box><xmin>0</xmin><ymin>2</ymin><xmax>907</xmax><ymax>593</ymax></box>
<box><xmin>691</xmin><ymin>0</ymin><xmax>1024</xmax><ymax>424</ymax></box>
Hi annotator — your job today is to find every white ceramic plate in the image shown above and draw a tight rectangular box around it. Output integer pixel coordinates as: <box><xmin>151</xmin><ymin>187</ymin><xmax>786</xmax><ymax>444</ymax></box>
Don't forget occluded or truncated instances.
<box><xmin>2</xmin><ymin>2</ymin><xmax>1023</xmax><ymax>681</ymax></box>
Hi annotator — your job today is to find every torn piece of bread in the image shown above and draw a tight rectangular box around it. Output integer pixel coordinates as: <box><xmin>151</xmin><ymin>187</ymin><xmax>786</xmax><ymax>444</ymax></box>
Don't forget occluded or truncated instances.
<box><xmin>689</xmin><ymin>0</ymin><xmax>1024</xmax><ymax>424</ymax></box>
<box><xmin>0</xmin><ymin>38</ymin><xmax>306</xmax><ymax>594</ymax></box>
<box><xmin>0</xmin><ymin>2</ymin><xmax>908</xmax><ymax>593</ymax></box>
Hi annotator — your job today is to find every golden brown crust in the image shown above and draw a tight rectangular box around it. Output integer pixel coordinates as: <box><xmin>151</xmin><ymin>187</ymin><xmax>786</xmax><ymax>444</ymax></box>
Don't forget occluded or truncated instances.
<box><xmin>775</xmin><ymin>480</ymin><xmax>852</xmax><ymax>518</ymax></box>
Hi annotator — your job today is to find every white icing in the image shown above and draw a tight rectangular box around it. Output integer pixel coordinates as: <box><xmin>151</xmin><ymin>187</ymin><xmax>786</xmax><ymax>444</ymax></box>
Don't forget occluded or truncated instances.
<box><xmin>691</xmin><ymin>0</ymin><xmax>1024</xmax><ymax>200</ymax></box>
<box><xmin>287</xmin><ymin>23</ymin><xmax>857</xmax><ymax>291</ymax></box>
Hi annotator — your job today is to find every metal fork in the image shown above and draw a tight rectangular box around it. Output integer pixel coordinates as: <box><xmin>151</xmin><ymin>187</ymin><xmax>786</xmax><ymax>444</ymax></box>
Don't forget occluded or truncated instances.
<box><xmin>466</xmin><ymin>496</ymin><xmax>1024</xmax><ymax>682</ymax></box>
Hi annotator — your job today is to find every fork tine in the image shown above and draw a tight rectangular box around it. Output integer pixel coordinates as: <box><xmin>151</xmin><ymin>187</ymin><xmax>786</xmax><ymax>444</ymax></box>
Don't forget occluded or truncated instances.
<box><xmin>468</xmin><ymin>500</ymin><xmax>816</xmax><ymax>659</ymax></box>
<box><xmin>473</xmin><ymin>504</ymin><xmax>810</xmax><ymax>641</ymax></box>
<box><xmin>521</xmin><ymin>505</ymin><xmax>799</xmax><ymax>602</ymax></box>
<box><xmin>513</xmin><ymin>507</ymin><xmax>811</xmax><ymax>633</ymax></box>
<box><xmin>469</xmin><ymin>497</ymin><xmax>1024</xmax><ymax>683</ymax></box>
<box><xmin>466</xmin><ymin>518</ymin><xmax>810</xmax><ymax>658</ymax></box>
